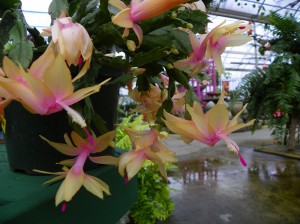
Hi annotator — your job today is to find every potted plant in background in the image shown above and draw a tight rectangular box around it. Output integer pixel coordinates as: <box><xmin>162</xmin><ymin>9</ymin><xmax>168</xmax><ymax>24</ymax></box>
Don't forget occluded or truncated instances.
<box><xmin>0</xmin><ymin>0</ymin><xmax>254</xmax><ymax>223</ymax></box>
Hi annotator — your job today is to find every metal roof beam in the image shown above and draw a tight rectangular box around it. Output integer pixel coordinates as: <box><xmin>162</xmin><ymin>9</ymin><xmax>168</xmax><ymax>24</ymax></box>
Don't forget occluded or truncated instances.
<box><xmin>208</xmin><ymin>8</ymin><xmax>268</xmax><ymax>23</ymax></box>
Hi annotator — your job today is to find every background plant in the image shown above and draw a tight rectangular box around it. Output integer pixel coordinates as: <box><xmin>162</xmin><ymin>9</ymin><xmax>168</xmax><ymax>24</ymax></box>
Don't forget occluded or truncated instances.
<box><xmin>115</xmin><ymin>115</ymin><xmax>174</xmax><ymax>224</ymax></box>
<box><xmin>238</xmin><ymin>12</ymin><xmax>300</xmax><ymax>150</ymax></box>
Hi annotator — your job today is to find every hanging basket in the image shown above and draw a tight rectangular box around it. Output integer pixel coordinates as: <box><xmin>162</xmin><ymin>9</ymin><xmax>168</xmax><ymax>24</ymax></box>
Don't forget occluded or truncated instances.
<box><xmin>4</xmin><ymin>101</ymin><xmax>73</xmax><ymax>174</ymax></box>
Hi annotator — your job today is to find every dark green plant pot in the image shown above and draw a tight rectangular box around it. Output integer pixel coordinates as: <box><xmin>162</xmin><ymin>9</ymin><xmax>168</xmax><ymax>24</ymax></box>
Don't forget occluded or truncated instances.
<box><xmin>90</xmin><ymin>67</ymin><xmax>121</xmax><ymax>133</ymax></box>
<box><xmin>4</xmin><ymin>101</ymin><xmax>73</xmax><ymax>174</ymax></box>
<box><xmin>88</xmin><ymin>67</ymin><xmax>122</xmax><ymax>159</ymax></box>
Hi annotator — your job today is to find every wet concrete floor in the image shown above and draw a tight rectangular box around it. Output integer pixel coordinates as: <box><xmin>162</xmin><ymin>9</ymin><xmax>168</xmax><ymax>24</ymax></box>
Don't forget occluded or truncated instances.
<box><xmin>159</xmin><ymin>129</ymin><xmax>300</xmax><ymax>224</ymax></box>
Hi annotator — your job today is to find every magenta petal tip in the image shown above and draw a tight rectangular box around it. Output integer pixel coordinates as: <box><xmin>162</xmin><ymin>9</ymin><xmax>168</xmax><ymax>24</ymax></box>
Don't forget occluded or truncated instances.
<box><xmin>124</xmin><ymin>175</ymin><xmax>129</xmax><ymax>185</ymax></box>
<box><xmin>61</xmin><ymin>201</ymin><xmax>67</xmax><ymax>213</ymax></box>
<box><xmin>240</xmin><ymin>156</ymin><xmax>247</xmax><ymax>167</ymax></box>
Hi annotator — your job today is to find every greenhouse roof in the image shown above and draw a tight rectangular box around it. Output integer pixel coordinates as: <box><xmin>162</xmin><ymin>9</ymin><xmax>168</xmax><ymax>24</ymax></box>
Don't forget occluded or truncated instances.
<box><xmin>20</xmin><ymin>0</ymin><xmax>300</xmax><ymax>88</ymax></box>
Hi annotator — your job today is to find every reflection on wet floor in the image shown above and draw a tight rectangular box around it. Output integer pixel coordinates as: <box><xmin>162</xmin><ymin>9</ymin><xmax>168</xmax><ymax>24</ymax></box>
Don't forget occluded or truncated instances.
<box><xmin>162</xmin><ymin>148</ymin><xmax>300</xmax><ymax>224</ymax></box>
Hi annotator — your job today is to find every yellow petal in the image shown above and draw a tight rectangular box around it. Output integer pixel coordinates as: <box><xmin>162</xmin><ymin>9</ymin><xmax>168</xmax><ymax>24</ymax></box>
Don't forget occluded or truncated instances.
<box><xmin>112</xmin><ymin>8</ymin><xmax>133</xmax><ymax>28</ymax></box>
<box><xmin>124</xmin><ymin>127</ymin><xmax>156</xmax><ymax>150</ymax></box>
<box><xmin>44</xmin><ymin>55</ymin><xmax>73</xmax><ymax>99</ymax></box>
<box><xmin>221</xmin><ymin>34</ymin><xmax>252</xmax><ymax>47</ymax></box>
<box><xmin>63</xmin><ymin>166</ymin><xmax>84</xmax><ymax>201</ymax></box>
<box><xmin>72</xmin><ymin>58</ymin><xmax>90</xmax><ymax>82</ymax></box>
<box><xmin>55</xmin><ymin>182</ymin><xmax>65</xmax><ymax>206</ymax></box>
<box><xmin>91</xmin><ymin>130</ymin><xmax>116</xmax><ymax>153</ymax></box>
<box><xmin>22</xmin><ymin>71</ymin><xmax>56</xmax><ymax>108</ymax></box>
<box><xmin>64</xmin><ymin>133</ymin><xmax>73</xmax><ymax>146</ymax></box>
<box><xmin>70</xmin><ymin>131</ymin><xmax>87</xmax><ymax>147</ymax></box>
<box><xmin>109</xmin><ymin>0</ymin><xmax>128</xmax><ymax>10</ymax></box>
<box><xmin>83</xmin><ymin>174</ymin><xmax>110</xmax><ymax>200</ymax></box>
<box><xmin>40</xmin><ymin>135</ymin><xmax>79</xmax><ymax>156</ymax></box>
<box><xmin>78</xmin><ymin>23</ymin><xmax>93</xmax><ymax>61</ymax></box>
<box><xmin>163</xmin><ymin>110</ymin><xmax>203</xmax><ymax>141</ymax></box>
<box><xmin>57</xmin><ymin>158</ymin><xmax>77</xmax><ymax>167</ymax></box>
<box><xmin>186</xmin><ymin>103</ymin><xmax>209</xmax><ymax>137</ymax></box>
<box><xmin>62</xmin><ymin>79</ymin><xmax>110</xmax><ymax>105</ymax></box>
<box><xmin>152</xmin><ymin>147</ymin><xmax>177</xmax><ymax>163</ymax></box>
<box><xmin>29</xmin><ymin>45</ymin><xmax>55</xmax><ymax>79</ymax></box>
<box><xmin>3</xmin><ymin>56</ymin><xmax>22</xmax><ymax>79</ymax></box>
<box><xmin>118</xmin><ymin>151</ymin><xmax>137</xmax><ymax>177</ymax></box>
<box><xmin>189</xmin><ymin>30</ymin><xmax>201</xmax><ymax>52</ymax></box>
<box><xmin>132</xmin><ymin>24</ymin><xmax>143</xmax><ymax>46</ymax></box>
<box><xmin>43</xmin><ymin>175</ymin><xmax>66</xmax><ymax>185</ymax></box>
<box><xmin>89</xmin><ymin>155</ymin><xmax>119</xmax><ymax>165</ymax></box>
<box><xmin>144</xmin><ymin>149</ymin><xmax>168</xmax><ymax>180</ymax></box>
<box><xmin>228</xmin><ymin>103</ymin><xmax>247</xmax><ymax>127</ymax></box>
<box><xmin>224</xmin><ymin>119</ymin><xmax>255</xmax><ymax>135</ymax></box>
<box><xmin>205</xmin><ymin>103</ymin><xmax>229</xmax><ymax>133</ymax></box>
<box><xmin>0</xmin><ymin>78</ymin><xmax>47</xmax><ymax>114</ymax></box>
<box><xmin>126</xmin><ymin>151</ymin><xmax>146</xmax><ymax>180</ymax></box>
<box><xmin>211</xmin><ymin>49</ymin><xmax>223</xmax><ymax>74</ymax></box>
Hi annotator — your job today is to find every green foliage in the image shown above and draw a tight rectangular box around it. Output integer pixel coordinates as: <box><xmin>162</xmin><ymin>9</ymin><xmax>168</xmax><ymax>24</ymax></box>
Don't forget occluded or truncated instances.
<box><xmin>49</xmin><ymin>0</ymin><xmax>69</xmax><ymax>21</ymax></box>
<box><xmin>238</xmin><ymin>58</ymin><xmax>300</xmax><ymax>141</ymax></box>
<box><xmin>115</xmin><ymin>114</ymin><xmax>149</xmax><ymax>150</ymax></box>
<box><xmin>115</xmin><ymin>115</ymin><xmax>174</xmax><ymax>224</ymax></box>
<box><xmin>8</xmin><ymin>17</ymin><xmax>34</xmax><ymax>69</ymax></box>
<box><xmin>130</xmin><ymin>165</ymin><xmax>174</xmax><ymax>224</ymax></box>
<box><xmin>0</xmin><ymin>9</ymin><xmax>34</xmax><ymax>69</ymax></box>
<box><xmin>239</xmin><ymin>12</ymin><xmax>300</xmax><ymax>148</ymax></box>
<box><xmin>0</xmin><ymin>0</ymin><xmax>20</xmax><ymax>17</ymax></box>
<box><xmin>266</xmin><ymin>12</ymin><xmax>300</xmax><ymax>55</ymax></box>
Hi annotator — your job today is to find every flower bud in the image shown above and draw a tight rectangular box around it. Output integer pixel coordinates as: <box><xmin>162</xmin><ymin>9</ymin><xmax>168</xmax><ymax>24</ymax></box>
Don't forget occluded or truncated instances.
<box><xmin>170</xmin><ymin>12</ymin><xmax>177</xmax><ymax>19</ymax></box>
<box><xmin>186</xmin><ymin>23</ymin><xmax>193</xmax><ymax>29</ymax></box>
<box><xmin>3</xmin><ymin>41</ymin><xmax>14</xmax><ymax>54</ymax></box>
<box><xmin>171</xmin><ymin>48</ymin><xmax>179</xmax><ymax>55</ymax></box>
<box><xmin>127</xmin><ymin>40</ymin><xmax>137</xmax><ymax>52</ymax></box>
<box><xmin>166</xmin><ymin>63</ymin><xmax>174</xmax><ymax>69</ymax></box>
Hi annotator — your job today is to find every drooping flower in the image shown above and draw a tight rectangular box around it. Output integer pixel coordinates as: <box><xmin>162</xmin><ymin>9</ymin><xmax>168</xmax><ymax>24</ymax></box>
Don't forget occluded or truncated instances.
<box><xmin>0</xmin><ymin>51</ymin><xmax>109</xmax><ymax>127</ymax></box>
<box><xmin>205</xmin><ymin>20</ymin><xmax>252</xmax><ymax>74</ymax></box>
<box><xmin>129</xmin><ymin>84</ymin><xmax>167</xmax><ymax>122</ymax></box>
<box><xmin>35</xmin><ymin>166</ymin><xmax>111</xmax><ymax>206</ymax></box>
<box><xmin>42</xmin><ymin>14</ymin><xmax>93</xmax><ymax>81</ymax></box>
<box><xmin>174</xmin><ymin>29</ymin><xmax>209</xmax><ymax>77</ymax></box>
<box><xmin>118</xmin><ymin>127</ymin><xmax>176</xmax><ymax>181</ymax></box>
<box><xmin>109</xmin><ymin>0</ymin><xmax>191</xmax><ymax>46</ymax></box>
<box><xmin>163</xmin><ymin>94</ymin><xmax>255</xmax><ymax>166</ymax></box>
<box><xmin>38</xmin><ymin>130</ymin><xmax>117</xmax><ymax>206</ymax></box>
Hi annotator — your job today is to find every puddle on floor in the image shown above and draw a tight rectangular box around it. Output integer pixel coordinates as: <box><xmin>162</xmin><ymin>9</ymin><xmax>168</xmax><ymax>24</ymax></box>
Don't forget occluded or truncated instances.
<box><xmin>164</xmin><ymin>148</ymin><xmax>300</xmax><ymax>224</ymax></box>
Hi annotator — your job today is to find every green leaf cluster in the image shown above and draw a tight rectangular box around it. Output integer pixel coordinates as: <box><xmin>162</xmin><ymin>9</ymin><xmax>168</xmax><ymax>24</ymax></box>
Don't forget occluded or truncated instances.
<box><xmin>0</xmin><ymin>9</ymin><xmax>34</xmax><ymax>68</ymax></box>
<box><xmin>115</xmin><ymin>114</ymin><xmax>149</xmax><ymax>150</ymax></box>
<box><xmin>266</xmin><ymin>12</ymin><xmax>300</xmax><ymax>55</ymax></box>
<box><xmin>130</xmin><ymin>166</ymin><xmax>174</xmax><ymax>224</ymax></box>
<box><xmin>115</xmin><ymin>115</ymin><xmax>174</xmax><ymax>223</ymax></box>
<box><xmin>238</xmin><ymin>12</ymin><xmax>300</xmax><ymax>147</ymax></box>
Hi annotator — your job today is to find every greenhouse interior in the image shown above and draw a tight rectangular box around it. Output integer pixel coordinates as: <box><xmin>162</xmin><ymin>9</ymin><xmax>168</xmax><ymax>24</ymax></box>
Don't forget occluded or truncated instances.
<box><xmin>1</xmin><ymin>0</ymin><xmax>300</xmax><ymax>224</ymax></box>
